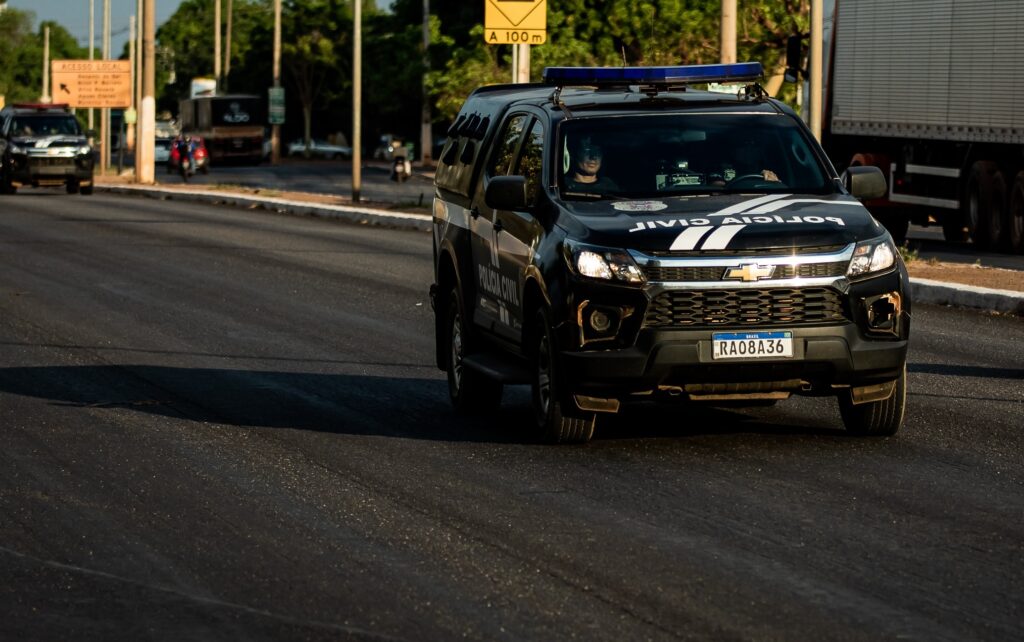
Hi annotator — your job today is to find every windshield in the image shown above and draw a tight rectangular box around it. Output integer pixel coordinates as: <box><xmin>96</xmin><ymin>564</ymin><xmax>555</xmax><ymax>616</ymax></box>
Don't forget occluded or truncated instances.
<box><xmin>558</xmin><ymin>114</ymin><xmax>831</xmax><ymax>199</ymax></box>
<box><xmin>10</xmin><ymin>116</ymin><xmax>81</xmax><ymax>137</ymax></box>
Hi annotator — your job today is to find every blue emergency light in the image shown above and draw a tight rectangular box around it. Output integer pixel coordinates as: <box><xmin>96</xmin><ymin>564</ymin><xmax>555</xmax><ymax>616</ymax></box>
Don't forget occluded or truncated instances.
<box><xmin>542</xmin><ymin>62</ymin><xmax>763</xmax><ymax>86</ymax></box>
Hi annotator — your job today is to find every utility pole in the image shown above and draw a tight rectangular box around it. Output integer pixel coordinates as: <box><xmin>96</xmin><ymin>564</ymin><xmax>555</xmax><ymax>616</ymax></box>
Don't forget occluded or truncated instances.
<box><xmin>214</xmin><ymin>0</ymin><xmax>221</xmax><ymax>91</ymax></box>
<box><xmin>224</xmin><ymin>0</ymin><xmax>233</xmax><ymax>92</ymax></box>
<box><xmin>516</xmin><ymin>44</ymin><xmax>529</xmax><ymax>83</ymax></box>
<box><xmin>126</xmin><ymin>15</ymin><xmax>136</xmax><ymax>151</ymax></box>
<box><xmin>89</xmin><ymin>0</ymin><xmax>94</xmax><ymax>132</ymax></box>
<box><xmin>809</xmin><ymin>0</ymin><xmax>823</xmax><ymax>140</ymax></box>
<box><xmin>102</xmin><ymin>0</ymin><xmax>111</xmax><ymax>173</ymax></box>
<box><xmin>41</xmin><ymin>26</ymin><xmax>50</xmax><ymax>102</ymax></box>
<box><xmin>353</xmin><ymin>0</ymin><xmax>362</xmax><ymax>203</ymax></box>
<box><xmin>135</xmin><ymin>0</ymin><xmax>143</xmax><ymax>174</ymax></box>
<box><xmin>271</xmin><ymin>0</ymin><xmax>281</xmax><ymax>164</ymax></box>
<box><xmin>140</xmin><ymin>0</ymin><xmax>155</xmax><ymax>184</ymax></box>
<box><xmin>720</xmin><ymin>0</ymin><xmax>736</xmax><ymax>64</ymax></box>
<box><xmin>420</xmin><ymin>0</ymin><xmax>430</xmax><ymax>165</ymax></box>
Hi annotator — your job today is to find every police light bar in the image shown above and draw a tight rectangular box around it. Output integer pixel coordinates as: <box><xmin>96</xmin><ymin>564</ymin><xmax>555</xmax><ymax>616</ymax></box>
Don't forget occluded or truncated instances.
<box><xmin>543</xmin><ymin>62</ymin><xmax>763</xmax><ymax>86</ymax></box>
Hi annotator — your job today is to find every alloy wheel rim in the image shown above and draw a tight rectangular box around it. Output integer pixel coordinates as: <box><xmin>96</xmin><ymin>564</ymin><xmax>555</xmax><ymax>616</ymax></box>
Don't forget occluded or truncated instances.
<box><xmin>451</xmin><ymin>313</ymin><xmax>463</xmax><ymax>392</ymax></box>
<box><xmin>536</xmin><ymin>333</ymin><xmax>552</xmax><ymax>418</ymax></box>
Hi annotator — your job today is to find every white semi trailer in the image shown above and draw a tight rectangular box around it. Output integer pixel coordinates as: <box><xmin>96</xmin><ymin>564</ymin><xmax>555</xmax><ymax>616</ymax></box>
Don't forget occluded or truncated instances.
<box><xmin>821</xmin><ymin>0</ymin><xmax>1024</xmax><ymax>252</ymax></box>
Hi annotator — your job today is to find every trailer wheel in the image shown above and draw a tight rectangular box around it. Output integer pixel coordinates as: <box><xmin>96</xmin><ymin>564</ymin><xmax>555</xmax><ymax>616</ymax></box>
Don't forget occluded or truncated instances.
<box><xmin>965</xmin><ymin>162</ymin><xmax>998</xmax><ymax>250</ymax></box>
<box><xmin>1007</xmin><ymin>172</ymin><xmax>1024</xmax><ymax>254</ymax></box>
<box><xmin>941</xmin><ymin>213</ymin><xmax>969</xmax><ymax>244</ymax></box>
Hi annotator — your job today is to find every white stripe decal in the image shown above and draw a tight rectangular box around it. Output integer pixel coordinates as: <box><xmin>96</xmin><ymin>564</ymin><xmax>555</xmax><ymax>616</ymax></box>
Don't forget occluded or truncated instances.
<box><xmin>707</xmin><ymin>194</ymin><xmax>791</xmax><ymax>218</ymax></box>
<box><xmin>669</xmin><ymin>226</ymin><xmax>713</xmax><ymax>251</ymax></box>
<box><xmin>747</xmin><ymin>199</ymin><xmax>863</xmax><ymax>214</ymax></box>
<box><xmin>700</xmin><ymin>224</ymin><xmax>747</xmax><ymax>250</ymax></box>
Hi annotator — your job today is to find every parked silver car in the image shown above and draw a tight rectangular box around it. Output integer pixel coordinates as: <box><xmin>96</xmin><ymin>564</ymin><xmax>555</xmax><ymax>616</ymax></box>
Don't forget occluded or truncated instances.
<box><xmin>287</xmin><ymin>139</ymin><xmax>351</xmax><ymax>159</ymax></box>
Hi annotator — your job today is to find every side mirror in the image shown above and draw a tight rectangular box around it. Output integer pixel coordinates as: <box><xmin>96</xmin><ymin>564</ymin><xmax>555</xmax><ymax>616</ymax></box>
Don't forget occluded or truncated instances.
<box><xmin>485</xmin><ymin>175</ymin><xmax>528</xmax><ymax>211</ymax></box>
<box><xmin>842</xmin><ymin>165</ymin><xmax>887</xmax><ymax>200</ymax></box>
<box><xmin>784</xmin><ymin>35</ymin><xmax>803</xmax><ymax>83</ymax></box>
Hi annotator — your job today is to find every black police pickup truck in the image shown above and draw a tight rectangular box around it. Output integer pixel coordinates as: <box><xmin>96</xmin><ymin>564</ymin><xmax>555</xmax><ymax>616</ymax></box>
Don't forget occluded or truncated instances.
<box><xmin>0</xmin><ymin>103</ymin><xmax>95</xmax><ymax>195</ymax></box>
<box><xmin>430</xmin><ymin>63</ymin><xmax>910</xmax><ymax>443</ymax></box>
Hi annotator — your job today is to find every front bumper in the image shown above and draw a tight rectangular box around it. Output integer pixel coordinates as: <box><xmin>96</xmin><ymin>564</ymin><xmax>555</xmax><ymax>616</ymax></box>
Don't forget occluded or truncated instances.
<box><xmin>557</xmin><ymin>268</ymin><xmax>910</xmax><ymax>398</ymax></box>
<box><xmin>10</xmin><ymin>153</ymin><xmax>94</xmax><ymax>184</ymax></box>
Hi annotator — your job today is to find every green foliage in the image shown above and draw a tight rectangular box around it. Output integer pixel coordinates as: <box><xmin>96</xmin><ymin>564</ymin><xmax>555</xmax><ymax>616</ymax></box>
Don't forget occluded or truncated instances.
<box><xmin>0</xmin><ymin>9</ymin><xmax>88</xmax><ymax>105</ymax></box>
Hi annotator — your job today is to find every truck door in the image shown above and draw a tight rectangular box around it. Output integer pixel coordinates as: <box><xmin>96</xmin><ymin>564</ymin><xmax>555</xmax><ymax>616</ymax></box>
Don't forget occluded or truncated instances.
<box><xmin>470</xmin><ymin>113</ymin><xmax>529</xmax><ymax>337</ymax></box>
<box><xmin>493</xmin><ymin>117</ymin><xmax>546</xmax><ymax>343</ymax></box>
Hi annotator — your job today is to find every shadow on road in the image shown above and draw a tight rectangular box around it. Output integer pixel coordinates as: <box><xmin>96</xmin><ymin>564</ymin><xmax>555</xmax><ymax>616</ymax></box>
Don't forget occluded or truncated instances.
<box><xmin>0</xmin><ymin>365</ymin><xmax>852</xmax><ymax>443</ymax></box>
<box><xmin>909</xmin><ymin>362</ymin><xmax>1024</xmax><ymax>380</ymax></box>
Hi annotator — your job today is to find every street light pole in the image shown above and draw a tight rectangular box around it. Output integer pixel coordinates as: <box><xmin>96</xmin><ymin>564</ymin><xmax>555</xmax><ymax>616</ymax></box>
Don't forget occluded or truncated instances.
<box><xmin>214</xmin><ymin>0</ymin><xmax>221</xmax><ymax>91</ymax></box>
<box><xmin>41</xmin><ymin>26</ymin><xmax>50</xmax><ymax>102</ymax></box>
<box><xmin>140</xmin><ymin>0</ymin><xmax>155</xmax><ymax>183</ymax></box>
<box><xmin>102</xmin><ymin>0</ymin><xmax>110</xmax><ymax>173</ymax></box>
<box><xmin>88</xmin><ymin>0</ymin><xmax>94</xmax><ymax>131</ymax></box>
<box><xmin>809</xmin><ymin>0</ymin><xmax>824</xmax><ymax>141</ymax></box>
<box><xmin>720</xmin><ymin>0</ymin><xmax>736</xmax><ymax>64</ymax></box>
<box><xmin>271</xmin><ymin>0</ymin><xmax>281</xmax><ymax>164</ymax></box>
<box><xmin>352</xmin><ymin>0</ymin><xmax>362</xmax><ymax>203</ymax></box>
<box><xmin>420</xmin><ymin>0</ymin><xmax>431</xmax><ymax>165</ymax></box>
<box><xmin>224</xmin><ymin>0</ymin><xmax>232</xmax><ymax>91</ymax></box>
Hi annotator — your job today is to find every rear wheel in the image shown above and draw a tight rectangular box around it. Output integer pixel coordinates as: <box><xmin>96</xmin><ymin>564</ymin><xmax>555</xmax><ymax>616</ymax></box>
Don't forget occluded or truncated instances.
<box><xmin>1007</xmin><ymin>171</ymin><xmax>1024</xmax><ymax>253</ymax></box>
<box><xmin>530</xmin><ymin>306</ymin><xmax>595</xmax><ymax>444</ymax></box>
<box><xmin>0</xmin><ymin>165</ymin><xmax>16</xmax><ymax>194</ymax></box>
<box><xmin>445</xmin><ymin>286</ymin><xmax>502</xmax><ymax>413</ymax></box>
<box><xmin>838</xmin><ymin>365</ymin><xmax>906</xmax><ymax>436</ymax></box>
<box><xmin>965</xmin><ymin>162</ymin><xmax>997</xmax><ymax>250</ymax></box>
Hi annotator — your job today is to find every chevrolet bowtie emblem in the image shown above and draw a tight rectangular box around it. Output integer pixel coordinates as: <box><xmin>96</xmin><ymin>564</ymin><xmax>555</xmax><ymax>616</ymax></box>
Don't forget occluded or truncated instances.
<box><xmin>724</xmin><ymin>263</ymin><xmax>775</xmax><ymax>282</ymax></box>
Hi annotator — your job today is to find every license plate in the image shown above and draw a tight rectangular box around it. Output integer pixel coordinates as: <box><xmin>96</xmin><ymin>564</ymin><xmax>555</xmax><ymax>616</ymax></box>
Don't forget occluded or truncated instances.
<box><xmin>712</xmin><ymin>331</ymin><xmax>793</xmax><ymax>360</ymax></box>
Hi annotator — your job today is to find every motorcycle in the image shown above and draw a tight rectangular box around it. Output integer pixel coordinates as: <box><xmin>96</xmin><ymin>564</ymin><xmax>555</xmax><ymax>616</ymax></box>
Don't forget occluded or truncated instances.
<box><xmin>391</xmin><ymin>155</ymin><xmax>412</xmax><ymax>183</ymax></box>
<box><xmin>174</xmin><ymin>138</ymin><xmax>197</xmax><ymax>183</ymax></box>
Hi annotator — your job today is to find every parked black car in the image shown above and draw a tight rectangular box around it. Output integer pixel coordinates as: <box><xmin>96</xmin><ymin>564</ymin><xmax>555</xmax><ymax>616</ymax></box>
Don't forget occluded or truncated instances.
<box><xmin>0</xmin><ymin>103</ymin><xmax>95</xmax><ymax>195</ymax></box>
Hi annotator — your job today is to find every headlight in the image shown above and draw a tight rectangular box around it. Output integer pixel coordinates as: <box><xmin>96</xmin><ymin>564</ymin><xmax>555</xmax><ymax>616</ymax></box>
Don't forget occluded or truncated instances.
<box><xmin>9</xmin><ymin>144</ymin><xmax>26</xmax><ymax>154</ymax></box>
<box><xmin>847</xmin><ymin>237</ymin><xmax>897</xmax><ymax>279</ymax></box>
<box><xmin>77</xmin><ymin>146</ymin><xmax>92</xmax><ymax>156</ymax></box>
<box><xmin>567</xmin><ymin>241</ymin><xmax>645</xmax><ymax>284</ymax></box>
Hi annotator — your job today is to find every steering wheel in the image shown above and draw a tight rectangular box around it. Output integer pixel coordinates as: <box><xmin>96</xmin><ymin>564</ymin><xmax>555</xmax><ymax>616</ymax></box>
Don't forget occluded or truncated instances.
<box><xmin>726</xmin><ymin>173</ymin><xmax>771</xmax><ymax>187</ymax></box>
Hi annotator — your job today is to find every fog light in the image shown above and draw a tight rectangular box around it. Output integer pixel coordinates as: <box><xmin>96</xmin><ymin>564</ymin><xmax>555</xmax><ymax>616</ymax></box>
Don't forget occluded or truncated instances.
<box><xmin>590</xmin><ymin>309</ymin><xmax>612</xmax><ymax>332</ymax></box>
<box><xmin>865</xmin><ymin>292</ymin><xmax>901</xmax><ymax>335</ymax></box>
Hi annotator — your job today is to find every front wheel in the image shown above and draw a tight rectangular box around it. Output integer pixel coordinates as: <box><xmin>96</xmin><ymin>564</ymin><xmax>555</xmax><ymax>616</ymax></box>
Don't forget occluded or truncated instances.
<box><xmin>530</xmin><ymin>307</ymin><xmax>595</xmax><ymax>444</ymax></box>
<box><xmin>838</xmin><ymin>365</ymin><xmax>906</xmax><ymax>436</ymax></box>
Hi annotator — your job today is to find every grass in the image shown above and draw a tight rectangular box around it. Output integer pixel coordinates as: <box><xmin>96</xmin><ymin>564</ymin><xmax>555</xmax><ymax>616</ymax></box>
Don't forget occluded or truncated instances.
<box><xmin>898</xmin><ymin>242</ymin><xmax>920</xmax><ymax>263</ymax></box>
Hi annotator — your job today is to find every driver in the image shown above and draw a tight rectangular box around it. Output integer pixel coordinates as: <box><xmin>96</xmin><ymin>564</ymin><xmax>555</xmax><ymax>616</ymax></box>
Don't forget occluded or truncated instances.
<box><xmin>563</xmin><ymin>137</ymin><xmax>619</xmax><ymax>193</ymax></box>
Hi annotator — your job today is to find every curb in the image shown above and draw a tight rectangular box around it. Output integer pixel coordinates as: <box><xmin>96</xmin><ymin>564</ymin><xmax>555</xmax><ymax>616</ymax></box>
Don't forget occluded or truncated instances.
<box><xmin>909</xmin><ymin>278</ymin><xmax>1024</xmax><ymax>316</ymax></box>
<box><xmin>98</xmin><ymin>184</ymin><xmax>1021</xmax><ymax>316</ymax></box>
<box><xmin>97</xmin><ymin>184</ymin><xmax>432</xmax><ymax>232</ymax></box>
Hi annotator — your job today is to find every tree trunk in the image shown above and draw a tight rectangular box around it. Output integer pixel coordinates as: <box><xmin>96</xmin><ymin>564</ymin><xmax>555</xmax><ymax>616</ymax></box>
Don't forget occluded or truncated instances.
<box><xmin>303</xmin><ymin>104</ymin><xmax>312</xmax><ymax>159</ymax></box>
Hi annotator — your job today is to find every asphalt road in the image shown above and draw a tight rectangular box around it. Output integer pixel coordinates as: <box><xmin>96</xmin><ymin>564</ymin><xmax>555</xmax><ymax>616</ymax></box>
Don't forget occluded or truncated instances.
<box><xmin>1</xmin><ymin>192</ymin><xmax>1022</xmax><ymax>641</ymax></box>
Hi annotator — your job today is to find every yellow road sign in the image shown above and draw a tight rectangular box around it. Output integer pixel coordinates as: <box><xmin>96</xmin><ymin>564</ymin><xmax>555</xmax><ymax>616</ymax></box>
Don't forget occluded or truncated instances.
<box><xmin>51</xmin><ymin>60</ymin><xmax>132</xmax><ymax>109</ymax></box>
<box><xmin>485</xmin><ymin>0</ymin><xmax>547</xmax><ymax>45</ymax></box>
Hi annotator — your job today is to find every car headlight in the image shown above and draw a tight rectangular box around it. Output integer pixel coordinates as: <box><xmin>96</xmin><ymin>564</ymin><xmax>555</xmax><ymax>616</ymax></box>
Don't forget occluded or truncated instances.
<box><xmin>77</xmin><ymin>146</ymin><xmax>92</xmax><ymax>156</ymax></box>
<box><xmin>9</xmin><ymin>144</ymin><xmax>26</xmax><ymax>154</ymax></box>
<box><xmin>847</xmin><ymin>237</ymin><xmax>897</xmax><ymax>279</ymax></box>
<box><xmin>566</xmin><ymin>241</ymin><xmax>645</xmax><ymax>284</ymax></box>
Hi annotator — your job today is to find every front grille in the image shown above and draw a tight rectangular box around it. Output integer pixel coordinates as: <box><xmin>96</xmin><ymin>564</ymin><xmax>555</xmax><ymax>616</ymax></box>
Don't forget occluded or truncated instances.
<box><xmin>643</xmin><ymin>287</ymin><xmax>847</xmax><ymax>328</ymax></box>
<box><xmin>28</xmin><ymin>157</ymin><xmax>74</xmax><ymax>167</ymax></box>
<box><xmin>649</xmin><ymin>244</ymin><xmax>847</xmax><ymax>257</ymax></box>
<box><xmin>644</xmin><ymin>260</ymin><xmax>848</xmax><ymax>282</ymax></box>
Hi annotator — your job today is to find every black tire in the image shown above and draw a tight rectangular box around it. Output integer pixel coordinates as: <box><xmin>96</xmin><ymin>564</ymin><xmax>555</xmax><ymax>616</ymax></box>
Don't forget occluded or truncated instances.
<box><xmin>79</xmin><ymin>181</ymin><xmax>94</xmax><ymax>196</ymax></box>
<box><xmin>0</xmin><ymin>165</ymin><xmax>16</xmax><ymax>195</ymax></box>
<box><xmin>965</xmin><ymin>162</ymin><xmax>996</xmax><ymax>250</ymax></box>
<box><xmin>941</xmin><ymin>212</ymin><xmax>969</xmax><ymax>244</ymax></box>
<box><xmin>875</xmin><ymin>212</ymin><xmax>909</xmax><ymax>245</ymax></box>
<box><xmin>445</xmin><ymin>286</ymin><xmax>502</xmax><ymax>413</ymax></box>
<box><xmin>530</xmin><ymin>306</ymin><xmax>595</xmax><ymax>444</ymax></box>
<box><xmin>200</xmin><ymin>164</ymin><xmax>210</xmax><ymax>175</ymax></box>
<box><xmin>1007</xmin><ymin>171</ymin><xmax>1024</xmax><ymax>254</ymax></box>
<box><xmin>66</xmin><ymin>180</ymin><xmax>79</xmax><ymax>194</ymax></box>
<box><xmin>838</xmin><ymin>364</ymin><xmax>906</xmax><ymax>436</ymax></box>
<box><xmin>988</xmin><ymin>170</ymin><xmax>1008</xmax><ymax>250</ymax></box>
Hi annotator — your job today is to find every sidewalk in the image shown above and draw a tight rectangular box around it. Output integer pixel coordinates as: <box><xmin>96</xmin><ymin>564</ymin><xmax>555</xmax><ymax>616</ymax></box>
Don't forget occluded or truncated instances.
<box><xmin>95</xmin><ymin>178</ymin><xmax>1023</xmax><ymax>317</ymax></box>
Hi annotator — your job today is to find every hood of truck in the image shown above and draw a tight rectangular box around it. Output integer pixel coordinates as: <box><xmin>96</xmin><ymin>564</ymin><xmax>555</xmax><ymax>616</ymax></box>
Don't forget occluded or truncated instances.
<box><xmin>10</xmin><ymin>135</ymin><xmax>88</xmax><ymax>150</ymax></box>
<box><xmin>557</xmin><ymin>192</ymin><xmax>883</xmax><ymax>252</ymax></box>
